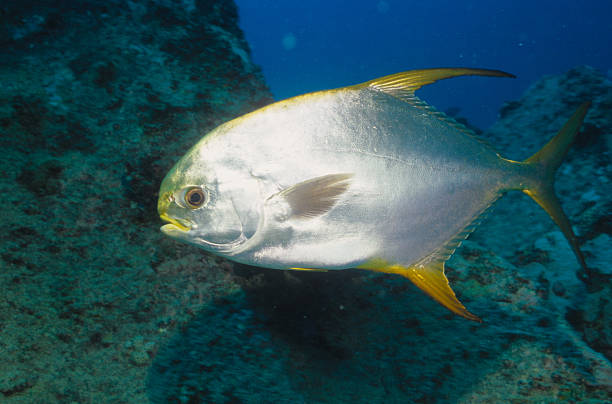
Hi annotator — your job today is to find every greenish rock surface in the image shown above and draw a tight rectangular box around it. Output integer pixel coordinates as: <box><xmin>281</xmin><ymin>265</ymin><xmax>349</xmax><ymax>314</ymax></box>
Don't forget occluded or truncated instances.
<box><xmin>1</xmin><ymin>1</ymin><xmax>270</xmax><ymax>402</ymax></box>
<box><xmin>0</xmin><ymin>1</ymin><xmax>610</xmax><ymax>403</ymax></box>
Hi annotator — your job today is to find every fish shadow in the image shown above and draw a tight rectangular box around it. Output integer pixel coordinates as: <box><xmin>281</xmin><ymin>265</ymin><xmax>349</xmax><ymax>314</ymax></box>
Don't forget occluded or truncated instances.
<box><xmin>236</xmin><ymin>265</ymin><xmax>363</xmax><ymax>362</ymax></box>
<box><xmin>147</xmin><ymin>262</ymin><xmax>544</xmax><ymax>403</ymax></box>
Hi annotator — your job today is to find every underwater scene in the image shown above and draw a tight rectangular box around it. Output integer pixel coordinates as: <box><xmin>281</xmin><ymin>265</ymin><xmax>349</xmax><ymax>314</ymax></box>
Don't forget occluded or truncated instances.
<box><xmin>0</xmin><ymin>1</ymin><xmax>610</xmax><ymax>403</ymax></box>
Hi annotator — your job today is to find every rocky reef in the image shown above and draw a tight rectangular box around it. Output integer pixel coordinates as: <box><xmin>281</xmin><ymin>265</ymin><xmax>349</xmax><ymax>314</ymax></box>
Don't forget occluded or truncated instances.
<box><xmin>0</xmin><ymin>1</ymin><xmax>610</xmax><ymax>402</ymax></box>
<box><xmin>0</xmin><ymin>1</ymin><xmax>271</xmax><ymax>402</ymax></box>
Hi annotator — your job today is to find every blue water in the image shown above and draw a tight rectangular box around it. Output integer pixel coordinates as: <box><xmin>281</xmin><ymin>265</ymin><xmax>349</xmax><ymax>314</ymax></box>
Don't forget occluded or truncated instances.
<box><xmin>235</xmin><ymin>0</ymin><xmax>612</xmax><ymax>129</ymax></box>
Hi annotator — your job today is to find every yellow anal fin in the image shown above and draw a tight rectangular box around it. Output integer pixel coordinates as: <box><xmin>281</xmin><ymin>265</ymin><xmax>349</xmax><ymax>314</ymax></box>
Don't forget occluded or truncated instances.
<box><xmin>354</xmin><ymin>67</ymin><xmax>515</xmax><ymax>101</ymax></box>
<box><xmin>359</xmin><ymin>260</ymin><xmax>481</xmax><ymax>322</ymax></box>
<box><xmin>290</xmin><ymin>267</ymin><xmax>328</xmax><ymax>272</ymax></box>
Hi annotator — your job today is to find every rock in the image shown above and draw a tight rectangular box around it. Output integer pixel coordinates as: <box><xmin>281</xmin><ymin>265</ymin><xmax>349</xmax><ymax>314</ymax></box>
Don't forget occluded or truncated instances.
<box><xmin>583</xmin><ymin>234</ymin><xmax>612</xmax><ymax>275</ymax></box>
<box><xmin>0</xmin><ymin>0</ymin><xmax>270</xmax><ymax>402</ymax></box>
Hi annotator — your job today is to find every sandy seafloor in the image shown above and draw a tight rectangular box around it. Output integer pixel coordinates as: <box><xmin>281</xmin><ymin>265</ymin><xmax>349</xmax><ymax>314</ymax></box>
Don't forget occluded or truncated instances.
<box><xmin>0</xmin><ymin>1</ymin><xmax>610</xmax><ymax>403</ymax></box>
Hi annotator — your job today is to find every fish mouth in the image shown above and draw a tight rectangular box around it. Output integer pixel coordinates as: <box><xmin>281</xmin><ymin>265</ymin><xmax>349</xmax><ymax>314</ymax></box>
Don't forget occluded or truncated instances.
<box><xmin>160</xmin><ymin>213</ymin><xmax>191</xmax><ymax>232</ymax></box>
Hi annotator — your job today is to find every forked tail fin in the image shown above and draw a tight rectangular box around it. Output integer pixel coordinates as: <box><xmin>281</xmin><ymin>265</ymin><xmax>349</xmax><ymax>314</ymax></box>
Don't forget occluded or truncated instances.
<box><xmin>520</xmin><ymin>102</ymin><xmax>591</xmax><ymax>271</ymax></box>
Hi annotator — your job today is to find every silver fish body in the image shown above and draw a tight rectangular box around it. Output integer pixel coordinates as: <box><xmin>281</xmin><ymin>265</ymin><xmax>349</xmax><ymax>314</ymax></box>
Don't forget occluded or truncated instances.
<box><xmin>185</xmin><ymin>88</ymin><xmax>507</xmax><ymax>267</ymax></box>
<box><xmin>158</xmin><ymin>68</ymin><xmax>589</xmax><ymax>321</ymax></box>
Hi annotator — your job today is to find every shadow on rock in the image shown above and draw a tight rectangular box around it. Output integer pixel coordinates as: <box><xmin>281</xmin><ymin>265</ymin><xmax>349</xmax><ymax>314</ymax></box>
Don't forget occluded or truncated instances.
<box><xmin>147</xmin><ymin>265</ymin><xmax>512</xmax><ymax>403</ymax></box>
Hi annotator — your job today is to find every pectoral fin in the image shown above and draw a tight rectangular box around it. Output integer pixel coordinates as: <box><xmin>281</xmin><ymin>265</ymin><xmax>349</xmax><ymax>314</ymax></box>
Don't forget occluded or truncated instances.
<box><xmin>359</xmin><ymin>259</ymin><xmax>481</xmax><ymax>322</ymax></box>
<box><xmin>276</xmin><ymin>173</ymin><xmax>353</xmax><ymax>219</ymax></box>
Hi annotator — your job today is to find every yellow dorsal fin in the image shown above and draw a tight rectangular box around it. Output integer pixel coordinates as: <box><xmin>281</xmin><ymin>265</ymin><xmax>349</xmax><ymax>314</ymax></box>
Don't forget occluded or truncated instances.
<box><xmin>358</xmin><ymin>259</ymin><xmax>481</xmax><ymax>322</ymax></box>
<box><xmin>354</xmin><ymin>67</ymin><xmax>515</xmax><ymax>102</ymax></box>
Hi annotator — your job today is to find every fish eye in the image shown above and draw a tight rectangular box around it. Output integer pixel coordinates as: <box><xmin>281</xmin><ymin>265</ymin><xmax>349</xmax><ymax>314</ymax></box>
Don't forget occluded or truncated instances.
<box><xmin>184</xmin><ymin>187</ymin><xmax>207</xmax><ymax>209</ymax></box>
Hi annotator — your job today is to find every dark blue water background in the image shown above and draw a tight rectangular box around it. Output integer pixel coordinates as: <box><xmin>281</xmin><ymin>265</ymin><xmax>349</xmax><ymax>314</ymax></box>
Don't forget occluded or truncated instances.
<box><xmin>235</xmin><ymin>0</ymin><xmax>612</xmax><ymax>129</ymax></box>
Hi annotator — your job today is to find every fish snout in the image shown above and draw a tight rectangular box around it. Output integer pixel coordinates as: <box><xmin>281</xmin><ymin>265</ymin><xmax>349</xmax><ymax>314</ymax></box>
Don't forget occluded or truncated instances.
<box><xmin>158</xmin><ymin>192</ymin><xmax>192</xmax><ymax>233</ymax></box>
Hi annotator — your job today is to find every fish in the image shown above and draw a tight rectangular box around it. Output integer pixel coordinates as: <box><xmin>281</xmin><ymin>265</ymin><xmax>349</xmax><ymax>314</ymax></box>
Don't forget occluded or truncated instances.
<box><xmin>157</xmin><ymin>68</ymin><xmax>590</xmax><ymax>322</ymax></box>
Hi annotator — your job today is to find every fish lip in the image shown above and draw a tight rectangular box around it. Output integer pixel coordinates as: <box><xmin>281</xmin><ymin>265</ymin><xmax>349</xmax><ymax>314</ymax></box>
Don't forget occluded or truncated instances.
<box><xmin>160</xmin><ymin>213</ymin><xmax>191</xmax><ymax>232</ymax></box>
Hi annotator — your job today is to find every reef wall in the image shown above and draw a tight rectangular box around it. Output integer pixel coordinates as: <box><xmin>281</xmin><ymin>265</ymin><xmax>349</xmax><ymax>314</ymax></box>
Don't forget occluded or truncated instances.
<box><xmin>0</xmin><ymin>1</ymin><xmax>271</xmax><ymax>402</ymax></box>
